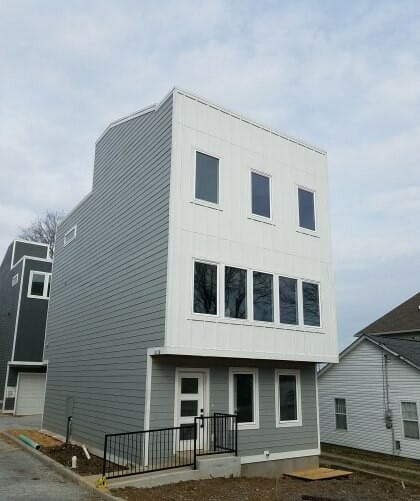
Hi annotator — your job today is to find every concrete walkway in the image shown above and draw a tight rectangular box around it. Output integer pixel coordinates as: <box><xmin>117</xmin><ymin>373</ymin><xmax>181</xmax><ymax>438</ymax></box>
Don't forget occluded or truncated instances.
<box><xmin>0</xmin><ymin>413</ymin><xmax>42</xmax><ymax>431</ymax></box>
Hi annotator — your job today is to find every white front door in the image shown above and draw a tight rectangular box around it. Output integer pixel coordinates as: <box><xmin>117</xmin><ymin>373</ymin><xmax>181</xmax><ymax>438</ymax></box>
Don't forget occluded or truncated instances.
<box><xmin>175</xmin><ymin>371</ymin><xmax>206</xmax><ymax>450</ymax></box>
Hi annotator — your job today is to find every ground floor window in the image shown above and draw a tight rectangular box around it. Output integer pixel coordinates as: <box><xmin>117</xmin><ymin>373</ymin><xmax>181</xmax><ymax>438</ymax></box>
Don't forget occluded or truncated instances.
<box><xmin>401</xmin><ymin>401</ymin><xmax>419</xmax><ymax>439</ymax></box>
<box><xmin>335</xmin><ymin>398</ymin><xmax>348</xmax><ymax>430</ymax></box>
<box><xmin>275</xmin><ymin>370</ymin><xmax>302</xmax><ymax>427</ymax></box>
<box><xmin>229</xmin><ymin>368</ymin><xmax>259</xmax><ymax>430</ymax></box>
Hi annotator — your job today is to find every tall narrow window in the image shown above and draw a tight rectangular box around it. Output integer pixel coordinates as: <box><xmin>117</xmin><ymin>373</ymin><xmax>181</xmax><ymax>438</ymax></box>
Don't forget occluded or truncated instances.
<box><xmin>225</xmin><ymin>266</ymin><xmax>247</xmax><ymax>319</ymax></box>
<box><xmin>195</xmin><ymin>152</ymin><xmax>219</xmax><ymax>204</ymax></box>
<box><xmin>298</xmin><ymin>187</ymin><xmax>316</xmax><ymax>231</ymax></box>
<box><xmin>302</xmin><ymin>281</ymin><xmax>320</xmax><ymax>327</ymax></box>
<box><xmin>402</xmin><ymin>402</ymin><xmax>419</xmax><ymax>439</ymax></box>
<box><xmin>335</xmin><ymin>398</ymin><xmax>348</xmax><ymax>430</ymax></box>
<box><xmin>253</xmin><ymin>271</ymin><xmax>273</xmax><ymax>322</ymax></box>
<box><xmin>193</xmin><ymin>261</ymin><xmax>218</xmax><ymax>315</ymax></box>
<box><xmin>279</xmin><ymin>277</ymin><xmax>298</xmax><ymax>325</ymax></box>
<box><xmin>229</xmin><ymin>369</ymin><xmax>259</xmax><ymax>429</ymax></box>
<box><xmin>251</xmin><ymin>172</ymin><xmax>271</xmax><ymax>218</ymax></box>
<box><xmin>27</xmin><ymin>271</ymin><xmax>51</xmax><ymax>299</ymax></box>
<box><xmin>276</xmin><ymin>370</ymin><xmax>301</xmax><ymax>426</ymax></box>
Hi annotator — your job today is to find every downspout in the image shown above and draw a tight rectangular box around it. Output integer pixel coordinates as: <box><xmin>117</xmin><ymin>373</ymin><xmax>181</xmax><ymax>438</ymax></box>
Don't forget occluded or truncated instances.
<box><xmin>381</xmin><ymin>353</ymin><xmax>395</xmax><ymax>455</ymax></box>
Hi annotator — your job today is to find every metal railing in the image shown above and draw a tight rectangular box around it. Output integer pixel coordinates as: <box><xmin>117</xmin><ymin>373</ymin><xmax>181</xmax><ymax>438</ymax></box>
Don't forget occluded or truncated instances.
<box><xmin>102</xmin><ymin>412</ymin><xmax>238</xmax><ymax>479</ymax></box>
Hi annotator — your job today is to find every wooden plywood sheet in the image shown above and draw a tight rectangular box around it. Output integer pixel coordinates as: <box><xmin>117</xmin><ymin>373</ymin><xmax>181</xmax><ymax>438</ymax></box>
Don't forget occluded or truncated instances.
<box><xmin>285</xmin><ymin>467</ymin><xmax>352</xmax><ymax>481</ymax></box>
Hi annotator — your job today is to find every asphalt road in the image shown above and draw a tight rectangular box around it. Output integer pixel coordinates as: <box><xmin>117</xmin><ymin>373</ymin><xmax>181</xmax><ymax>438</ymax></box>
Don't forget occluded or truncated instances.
<box><xmin>0</xmin><ymin>414</ymin><xmax>102</xmax><ymax>501</ymax></box>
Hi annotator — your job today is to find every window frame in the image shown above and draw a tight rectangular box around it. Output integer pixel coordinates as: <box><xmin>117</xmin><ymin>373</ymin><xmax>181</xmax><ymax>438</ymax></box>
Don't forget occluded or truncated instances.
<box><xmin>301</xmin><ymin>279</ymin><xmax>322</xmax><ymax>328</ymax></box>
<box><xmin>229</xmin><ymin>367</ymin><xmax>260</xmax><ymax>430</ymax></box>
<box><xmin>334</xmin><ymin>398</ymin><xmax>348</xmax><ymax>431</ymax></box>
<box><xmin>401</xmin><ymin>401</ymin><xmax>420</xmax><ymax>440</ymax></box>
<box><xmin>275</xmin><ymin>369</ymin><xmax>302</xmax><ymax>428</ymax></box>
<box><xmin>27</xmin><ymin>270</ymin><xmax>51</xmax><ymax>300</ymax></box>
<box><xmin>249</xmin><ymin>169</ymin><xmax>272</xmax><ymax>222</ymax></box>
<box><xmin>296</xmin><ymin>185</ymin><xmax>317</xmax><ymax>235</ymax></box>
<box><xmin>193</xmin><ymin>149</ymin><xmax>221</xmax><ymax>210</ymax></box>
<box><xmin>223</xmin><ymin>265</ymin><xmax>248</xmax><ymax>320</ymax></box>
<box><xmin>64</xmin><ymin>225</ymin><xmax>77</xmax><ymax>247</ymax></box>
<box><xmin>278</xmin><ymin>275</ymin><xmax>299</xmax><ymax>326</ymax></box>
<box><xmin>252</xmin><ymin>270</ymin><xmax>274</xmax><ymax>323</ymax></box>
<box><xmin>192</xmin><ymin>259</ymin><xmax>220</xmax><ymax>318</ymax></box>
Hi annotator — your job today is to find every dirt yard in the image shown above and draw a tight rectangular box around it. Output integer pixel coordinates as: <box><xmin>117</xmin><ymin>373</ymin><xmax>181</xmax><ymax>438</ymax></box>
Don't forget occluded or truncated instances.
<box><xmin>113</xmin><ymin>472</ymin><xmax>420</xmax><ymax>501</ymax></box>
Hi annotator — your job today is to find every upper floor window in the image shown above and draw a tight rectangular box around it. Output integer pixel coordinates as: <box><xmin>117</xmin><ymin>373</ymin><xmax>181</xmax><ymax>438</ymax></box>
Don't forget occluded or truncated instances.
<box><xmin>335</xmin><ymin>398</ymin><xmax>348</xmax><ymax>430</ymax></box>
<box><xmin>279</xmin><ymin>276</ymin><xmax>298</xmax><ymax>325</ymax></box>
<box><xmin>253</xmin><ymin>271</ymin><xmax>273</xmax><ymax>322</ymax></box>
<box><xmin>64</xmin><ymin>225</ymin><xmax>77</xmax><ymax>246</ymax></box>
<box><xmin>298</xmin><ymin>187</ymin><xmax>316</xmax><ymax>231</ymax></box>
<box><xmin>302</xmin><ymin>281</ymin><xmax>320</xmax><ymax>327</ymax></box>
<box><xmin>402</xmin><ymin>401</ymin><xmax>419</xmax><ymax>439</ymax></box>
<box><xmin>251</xmin><ymin>171</ymin><xmax>271</xmax><ymax>218</ymax></box>
<box><xmin>28</xmin><ymin>271</ymin><xmax>51</xmax><ymax>299</ymax></box>
<box><xmin>193</xmin><ymin>261</ymin><xmax>218</xmax><ymax>315</ymax></box>
<box><xmin>195</xmin><ymin>152</ymin><xmax>219</xmax><ymax>205</ymax></box>
<box><xmin>276</xmin><ymin>370</ymin><xmax>302</xmax><ymax>426</ymax></box>
<box><xmin>225</xmin><ymin>266</ymin><xmax>247</xmax><ymax>319</ymax></box>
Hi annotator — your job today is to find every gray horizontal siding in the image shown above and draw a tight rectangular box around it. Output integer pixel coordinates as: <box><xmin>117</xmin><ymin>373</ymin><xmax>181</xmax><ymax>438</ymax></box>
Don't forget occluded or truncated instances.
<box><xmin>150</xmin><ymin>357</ymin><xmax>318</xmax><ymax>458</ymax></box>
<box><xmin>43</xmin><ymin>94</ymin><xmax>173</xmax><ymax>451</ymax></box>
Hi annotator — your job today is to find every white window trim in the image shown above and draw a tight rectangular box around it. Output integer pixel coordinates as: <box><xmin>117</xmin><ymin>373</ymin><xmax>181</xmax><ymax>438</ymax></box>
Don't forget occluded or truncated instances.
<box><xmin>27</xmin><ymin>270</ymin><xmax>51</xmax><ymax>300</ymax></box>
<box><xmin>251</xmin><ymin>270</ymin><xmax>275</xmax><ymax>324</ymax></box>
<box><xmin>334</xmin><ymin>397</ymin><xmax>348</xmax><ymax>431</ymax></box>
<box><xmin>192</xmin><ymin>148</ymin><xmax>222</xmax><ymax>210</ymax></box>
<box><xmin>64</xmin><ymin>225</ymin><xmax>77</xmax><ymax>247</ymax></box>
<box><xmin>401</xmin><ymin>400</ymin><xmax>420</xmax><ymax>440</ymax></box>
<box><xmin>275</xmin><ymin>369</ymin><xmax>302</xmax><ymax>428</ymax></box>
<box><xmin>249</xmin><ymin>169</ymin><xmax>273</xmax><ymax>222</ymax></box>
<box><xmin>296</xmin><ymin>185</ymin><xmax>318</xmax><ymax>236</ymax></box>
<box><xmin>223</xmin><ymin>265</ymin><xmax>249</xmax><ymax>321</ymax></box>
<box><xmin>229</xmin><ymin>367</ymin><xmax>260</xmax><ymax>430</ymax></box>
<box><xmin>301</xmin><ymin>279</ymin><xmax>322</xmax><ymax>329</ymax></box>
<box><xmin>192</xmin><ymin>259</ymin><xmax>220</xmax><ymax>318</ymax></box>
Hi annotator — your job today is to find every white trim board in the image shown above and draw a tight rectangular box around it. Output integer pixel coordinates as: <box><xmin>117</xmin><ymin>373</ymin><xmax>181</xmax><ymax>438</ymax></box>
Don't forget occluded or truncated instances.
<box><xmin>240</xmin><ymin>447</ymin><xmax>320</xmax><ymax>464</ymax></box>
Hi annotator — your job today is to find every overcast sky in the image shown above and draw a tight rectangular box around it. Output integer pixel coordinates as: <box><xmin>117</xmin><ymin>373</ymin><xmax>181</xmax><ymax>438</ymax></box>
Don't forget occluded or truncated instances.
<box><xmin>1</xmin><ymin>1</ymin><xmax>419</xmax><ymax>348</ymax></box>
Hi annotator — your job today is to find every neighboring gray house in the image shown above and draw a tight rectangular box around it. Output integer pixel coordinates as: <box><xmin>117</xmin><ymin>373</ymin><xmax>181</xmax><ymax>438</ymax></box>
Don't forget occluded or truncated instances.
<box><xmin>0</xmin><ymin>240</ymin><xmax>52</xmax><ymax>415</ymax></box>
<box><xmin>42</xmin><ymin>88</ymin><xmax>338</xmax><ymax>476</ymax></box>
<box><xmin>319</xmin><ymin>292</ymin><xmax>420</xmax><ymax>460</ymax></box>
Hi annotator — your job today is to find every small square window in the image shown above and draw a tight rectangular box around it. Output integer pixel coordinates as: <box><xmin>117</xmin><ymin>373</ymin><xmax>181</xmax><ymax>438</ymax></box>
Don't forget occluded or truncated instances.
<box><xmin>251</xmin><ymin>172</ymin><xmax>271</xmax><ymax>218</ymax></box>
<box><xmin>193</xmin><ymin>261</ymin><xmax>218</xmax><ymax>315</ymax></box>
<box><xmin>28</xmin><ymin>271</ymin><xmax>51</xmax><ymax>299</ymax></box>
<box><xmin>298</xmin><ymin>188</ymin><xmax>316</xmax><ymax>231</ymax></box>
<box><xmin>64</xmin><ymin>225</ymin><xmax>77</xmax><ymax>246</ymax></box>
<box><xmin>195</xmin><ymin>152</ymin><xmax>219</xmax><ymax>204</ymax></box>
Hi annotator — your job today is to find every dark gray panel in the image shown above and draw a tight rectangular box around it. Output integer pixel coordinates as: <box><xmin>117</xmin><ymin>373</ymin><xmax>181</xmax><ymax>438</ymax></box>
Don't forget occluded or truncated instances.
<box><xmin>13</xmin><ymin>241</ymin><xmax>48</xmax><ymax>265</ymax></box>
<box><xmin>43</xmin><ymin>95</ymin><xmax>173</xmax><ymax>451</ymax></box>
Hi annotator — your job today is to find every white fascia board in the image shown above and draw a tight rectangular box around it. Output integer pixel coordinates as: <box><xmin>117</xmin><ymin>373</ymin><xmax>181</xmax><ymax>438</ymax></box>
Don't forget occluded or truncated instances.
<box><xmin>241</xmin><ymin>447</ymin><xmax>320</xmax><ymax>464</ymax></box>
<box><xmin>8</xmin><ymin>361</ymin><xmax>47</xmax><ymax>367</ymax></box>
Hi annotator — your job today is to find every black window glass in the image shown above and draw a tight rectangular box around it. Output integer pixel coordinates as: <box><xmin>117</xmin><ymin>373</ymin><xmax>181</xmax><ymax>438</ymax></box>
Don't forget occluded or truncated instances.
<box><xmin>193</xmin><ymin>262</ymin><xmax>217</xmax><ymax>315</ymax></box>
<box><xmin>180</xmin><ymin>400</ymin><xmax>198</xmax><ymax>417</ymax></box>
<box><xmin>234</xmin><ymin>373</ymin><xmax>254</xmax><ymax>423</ymax></box>
<box><xmin>30</xmin><ymin>273</ymin><xmax>45</xmax><ymax>296</ymax></box>
<box><xmin>298</xmin><ymin>188</ymin><xmax>315</xmax><ymax>230</ymax></box>
<box><xmin>279</xmin><ymin>375</ymin><xmax>297</xmax><ymax>421</ymax></box>
<box><xmin>251</xmin><ymin>172</ymin><xmax>270</xmax><ymax>218</ymax></box>
<box><xmin>279</xmin><ymin>277</ymin><xmax>298</xmax><ymax>325</ymax></box>
<box><xmin>195</xmin><ymin>152</ymin><xmax>219</xmax><ymax>204</ymax></box>
<box><xmin>302</xmin><ymin>281</ymin><xmax>320</xmax><ymax>326</ymax></box>
<box><xmin>253</xmin><ymin>271</ymin><xmax>273</xmax><ymax>322</ymax></box>
<box><xmin>225</xmin><ymin>267</ymin><xmax>247</xmax><ymax>319</ymax></box>
<box><xmin>181</xmin><ymin>378</ymin><xmax>198</xmax><ymax>394</ymax></box>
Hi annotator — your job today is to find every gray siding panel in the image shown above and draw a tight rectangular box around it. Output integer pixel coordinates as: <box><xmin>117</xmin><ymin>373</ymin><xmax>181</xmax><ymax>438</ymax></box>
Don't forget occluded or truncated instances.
<box><xmin>150</xmin><ymin>357</ymin><xmax>318</xmax><ymax>457</ymax></box>
<box><xmin>43</xmin><ymin>95</ymin><xmax>173</xmax><ymax>451</ymax></box>
<box><xmin>13</xmin><ymin>241</ymin><xmax>48</xmax><ymax>265</ymax></box>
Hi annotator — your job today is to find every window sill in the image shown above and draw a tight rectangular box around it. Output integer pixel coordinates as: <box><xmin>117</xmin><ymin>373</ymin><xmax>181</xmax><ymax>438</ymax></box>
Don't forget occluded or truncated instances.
<box><xmin>190</xmin><ymin>200</ymin><xmax>223</xmax><ymax>211</ymax></box>
<box><xmin>237</xmin><ymin>422</ymin><xmax>260</xmax><ymax>431</ymax></box>
<box><xmin>248</xmin><ymin>215</ymin><xmax>274</xmax><ymax>226</ymax></box>
<box><xmin>276</xmin><ymin>420</ymin><xmax>302</xmax><ymax>428</ymax></box>
<box><xmin>296</xmin><ymin>228</ymin><xmax>319</xmax><ymax>238</ymax></box>
<box><xmin>27</xmin><ymin>295</ymin><xmax>49</xmax><ymax>300</ymax></box>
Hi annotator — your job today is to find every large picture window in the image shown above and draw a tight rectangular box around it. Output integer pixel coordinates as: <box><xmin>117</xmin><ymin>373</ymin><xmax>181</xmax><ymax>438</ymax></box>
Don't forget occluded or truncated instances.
<box><xmin>195</xmin><ymin>151</ymin><xmax>219</xmax><ymax>204</ymax></box>
<box><xmin>27</xmin><ymin>271</ymin><xmax>51</xmax><ymax>299</ymax></box>
<box><xmin>253</xmin><ymin>271</ymin><xmax>273</xmax><ymax>322</ymax></box>
<box><xmin>402</xmin><ymin>401</ymin><xmax>419</xmax><ymax>439</ymax></box>
<box><xmin>193</xmin><ymin>261</ymin><xmax>218</xmax><ymax>315</ymax></box>
<box><xmin>302</xmin><ymin>281</ymin><xmax>320</xmax><ymax>327</ymax></box>
<box><xmin>275</xmin><ymin>370</ymin><xmax>301</xmax><ymax>426</ymax></box>
<box><xmin>225</xmin><ymin>266</ymin><xmax>247</xmax><ymax>319</ymax></box>
<box><xmin>298</xmin><ymin>187</ymin><xmax>316</xmax><ymax>231</ymax></box>
<box><xmin>251</xmin><ymin>171</ymin><xmax>271</xmax><ymax>218</ymax></box>
<box><xmin>229</xmin><ymin>369</ymin><xmax>259</xmax><ymax>429</ymax></box>
<box><xmin>279</xmin><ymin>276</ymin><xmax>298</xmax><ymax>325</ymax></box>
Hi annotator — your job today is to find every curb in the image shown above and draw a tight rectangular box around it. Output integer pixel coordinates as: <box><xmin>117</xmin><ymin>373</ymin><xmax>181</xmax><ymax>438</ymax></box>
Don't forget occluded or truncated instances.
<box><xmin>2</xmin><ymin>432</ymin><xmax>125</xmax><ymax>501</ymax></box>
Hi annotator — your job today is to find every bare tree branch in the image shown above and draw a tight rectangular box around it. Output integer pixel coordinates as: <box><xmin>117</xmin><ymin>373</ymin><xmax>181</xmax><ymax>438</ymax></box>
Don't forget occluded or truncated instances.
<box><xmin>19</xmin><ymin>210</ymin><xmax>65</xmax><ymax>258</ymax></box>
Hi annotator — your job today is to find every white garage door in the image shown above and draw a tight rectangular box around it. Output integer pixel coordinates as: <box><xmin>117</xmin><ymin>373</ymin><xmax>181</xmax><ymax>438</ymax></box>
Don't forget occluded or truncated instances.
<box><xmin>15</xmin><ymin>373</ymin><xmax>46</xmax><ymax>415</ymax></box>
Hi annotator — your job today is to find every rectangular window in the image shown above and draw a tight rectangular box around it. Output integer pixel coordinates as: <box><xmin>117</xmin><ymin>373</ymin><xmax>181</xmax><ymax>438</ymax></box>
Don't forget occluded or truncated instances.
<box><xmin>193</xmin><ymin>261</ymin><xmax>218</xmax><ymax>315</ymax></box>
<box><xmin>64</xmin><ymin>225</ymin><xmax>77</xmax><ymax>246</ymax></box>
<box><xmin>27</xmin><ymin>271</ymin><xmax>51</xmax><ymax>299</ymax></box>
<box><xmin>12</xmin><ymin>273</ymin><xmax>19</xmax><ymax>287</ymax></box>
<box><xmin>402</xmin><ymin>402</ymin><xmax>419</xmax><ymax>439</ymax></box>
<box><xmin>302</xmin><ymin>281</ymin><xmax>320</xmax><ymax>327</ymax></box>
<box><xmin>251</xmin><ymin>172</ymin><xmax>271</xmax><ymax>218</ymax></box>
<box><xmin>224</xmin><ymin>266</ymin><xmax>247</xmax><ymax>319</ymax></box>
<box><xmin>195</xmin><ymin>151</ymin><xmax>219</xmax><ymax>204</ymax></box>
<box><xmin>253</xmin><ymin>271</ymin><xmax>273</xmax><ymax>322</ymax></box>
<box><xmin>298</xmin><ymin>187</ymin><xmax>316</xmax><ymax>231</ymax></box>
<box><xmin>279</xmin><ymin>277</ymin><xmax>298</xmax><ymax>325</ymax></box>
<box><xmin>229</xmin><ymin>369</ymin><xmax>259</xmax><ymax>429</ymax></box>
<box><xmin>276</xmin><ymin>370</ymin><xmax>301</xmax><ymax>426</ymax></box>
<box><xmin>335</xmin><ymin>398</ymin><xmax>348</xmax><ymax>430</ymax></box>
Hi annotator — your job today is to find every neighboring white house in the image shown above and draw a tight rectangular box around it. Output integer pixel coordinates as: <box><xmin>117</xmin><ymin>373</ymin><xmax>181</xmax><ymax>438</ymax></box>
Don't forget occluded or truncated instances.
<box><xmin>318</xmin><ymin>292</ymin><xmax>420</xmax><ymax>460</ymax></box>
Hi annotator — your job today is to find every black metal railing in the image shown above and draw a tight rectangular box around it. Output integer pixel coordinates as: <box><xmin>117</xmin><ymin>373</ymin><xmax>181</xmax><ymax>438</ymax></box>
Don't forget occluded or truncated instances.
<box><xmin>102</xmin><ymin>412</ymin><xmax>238</xmax><ymax>479</ymax></box>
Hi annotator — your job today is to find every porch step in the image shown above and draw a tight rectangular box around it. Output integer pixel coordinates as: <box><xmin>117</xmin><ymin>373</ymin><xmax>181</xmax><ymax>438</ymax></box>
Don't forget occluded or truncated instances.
<box><xmin>106</xmin><ymin>455</ymin><xmax>241</xmax><ymax>489</ymax></box>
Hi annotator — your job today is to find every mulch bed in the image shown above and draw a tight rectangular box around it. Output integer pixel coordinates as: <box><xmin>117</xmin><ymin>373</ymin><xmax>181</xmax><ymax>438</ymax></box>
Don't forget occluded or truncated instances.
<box><xmin>8</xmin><ymin>429</ymin><xmax>62</xmax><ymax>447</ymax></box>
<box><xmin>41</xmin><ymin>444</ymin><xmax>104</xmax><ymax>475</ymax></box>
<box><xmin>113</xmin><ymin>472</ymin><xmax>420</xmax><ymax>501</ymax></box>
